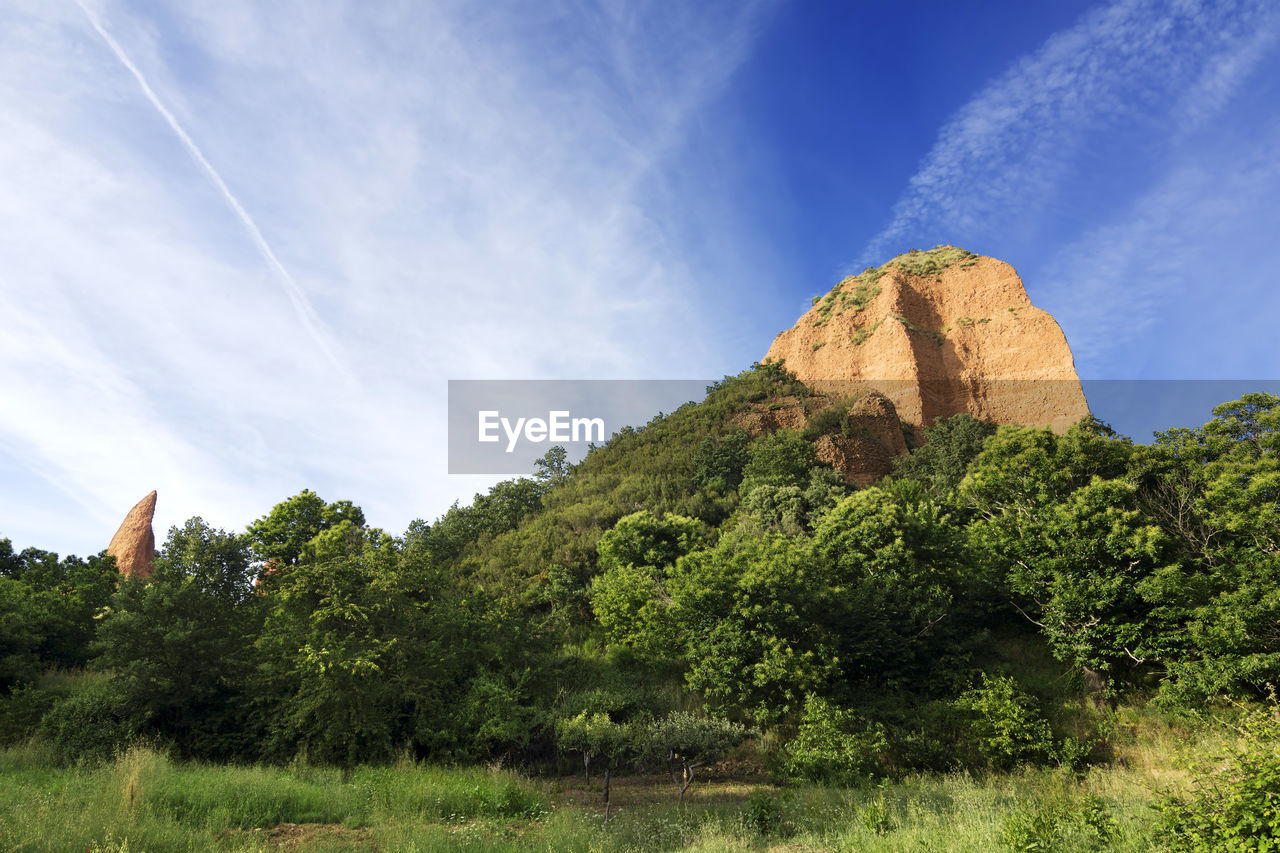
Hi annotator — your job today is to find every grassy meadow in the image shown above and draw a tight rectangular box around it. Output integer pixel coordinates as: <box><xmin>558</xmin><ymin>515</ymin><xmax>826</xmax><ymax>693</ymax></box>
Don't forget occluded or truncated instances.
<box><xmin>0</xmin><ymin>704</ymin><xmax>1217</xmax><ymax>852</ymax></box>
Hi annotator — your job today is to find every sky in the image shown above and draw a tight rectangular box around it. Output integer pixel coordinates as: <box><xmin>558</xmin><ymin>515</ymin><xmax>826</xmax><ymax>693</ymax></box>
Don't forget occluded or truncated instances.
<box><xmin>3</xmin><ymin>0</ymin><xmax>1280</xmax><ymax>557</ymax></box>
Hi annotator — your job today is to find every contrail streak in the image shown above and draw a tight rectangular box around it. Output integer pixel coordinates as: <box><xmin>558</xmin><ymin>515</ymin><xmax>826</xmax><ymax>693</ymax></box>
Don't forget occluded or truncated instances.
<box><xmin>74</xmin><ymin>0</ymin><xmax>351</xmax><ymax>380</ymax></box>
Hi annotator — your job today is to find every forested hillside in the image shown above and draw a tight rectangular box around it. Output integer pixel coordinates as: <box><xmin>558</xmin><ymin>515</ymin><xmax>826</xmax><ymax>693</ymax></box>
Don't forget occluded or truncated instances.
<box><xmin>4</xmin><ymin>363</ymin><xmax>1280</xmax><ymax>807</ymax></box>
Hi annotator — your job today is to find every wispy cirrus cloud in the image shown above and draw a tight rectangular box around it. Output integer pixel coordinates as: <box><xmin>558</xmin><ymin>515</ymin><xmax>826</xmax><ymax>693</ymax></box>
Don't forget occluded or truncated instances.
<box><xmin>72</xmin><ymin>0</ymin><xmax>350</xmax><ymax>379</ymax></box>
<box><xmin>1036</xmin><ymin>116</ymin><xmax>1280</xmax><ymax>378</ymax></box>
<box><xmin>859</xmin><ymin>0</ymin><xmax>1280</xmax><ymax>266</ymax></box>
<box><xmin>0</xmin><ymin>0</ymin><xmax>771</xmax><ymax>555</ymax></box>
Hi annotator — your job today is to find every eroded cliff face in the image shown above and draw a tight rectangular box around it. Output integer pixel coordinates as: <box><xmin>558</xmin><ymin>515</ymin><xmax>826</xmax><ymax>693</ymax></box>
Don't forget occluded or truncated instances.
<box><xmin>732</xmin><ymin>390</ymin><xmax>907</xmax><ymax>486</ymax></box>
<box><xmin>765</xmin><ymin>248</ymin><xmax>1089</xmax><ymax>434</ymax></box>
<box><xmin>106</xmin><ymin>490</ymin><xmax>156</xmax><ymax>579</ymax></box>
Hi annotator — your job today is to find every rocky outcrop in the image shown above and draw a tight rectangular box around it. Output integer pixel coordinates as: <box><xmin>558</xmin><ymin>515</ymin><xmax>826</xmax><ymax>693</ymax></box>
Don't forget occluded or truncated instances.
<box><xmin>765</xmin><ymin>247</ymin><xmax>1089</xmax><ymax>434</ymax></box>
<box><xmin>731</xmin><ymin>396</ymin><xmax>810</xmax><ymax>436</ymax></box>
<box><xmin>733</xmin><ymin>390</ymin><xmax>907</xmax><ymax>486</ymax></box>
<box><xmin>107</xmin><ymin>491</ymin><xmax>156</xmax><ymax>579</ymax></box>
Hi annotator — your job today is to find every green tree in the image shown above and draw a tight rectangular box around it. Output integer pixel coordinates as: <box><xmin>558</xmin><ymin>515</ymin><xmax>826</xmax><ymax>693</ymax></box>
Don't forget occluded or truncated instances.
<box><xmin>892</xmin><ymin>413</ymin><xmax>998</xmax><ymax>500</ymax></box>
<box><xmin>246</xmin><ymin>490</ymin><xmax>365</xmax><ymax>566</ymax></box>
<box><xmin>741</xmin><ymin>467</ymin><xmax>851</xmax><ymax>535</ymax></box>
<box><xmin>596</xmin><ymin>511</ymin><xmax>709</xmax><ymax>573</ymax></box>
<box><xmin>0</xmin><ymin>538</ymin><xmax>22</xmax><ymax>578</ymax></box>
<box><xmin>555</xmin><ymin>711</ymin><xmax>633</xmax><ymax>809</ymax></box>
<box><xmin>534</xmin><ymin>445</ymin><xmax>570</xmax><ymax>486</ymax></box>
<box><xmin>669</xmin><ymin>530</ymin><xmax>834</xmax><ymax>719</ymax></box>
<box><xmin>405</xmin><ymin>478</ymin><xmax>544</xmax><ymax>569</ymax></box>
<box><xmin>1137</xmin><ymin>394</ymin><xmax>1280</xmax><ymax>697</ymax></box>
<box><xmin>0</xmin><ymin>538</ymin><xmax>117</xmax><ymax>692</ymax></box>
<box><xmin>0</xmin><ymin>578</ymin><xmax>40</xmax><ymax>692</ymax></box>
<box><xmin>739</xmin><ymin>430</ymin><xmax>817</xmax><ymax>495</ymax></box>
<box><xmin>622</xmin><ymin>488</ymin><xmax>962</xmax><ymax>722</ymax></box>
<box><xmin>0</xmin><ymin>543</ymin><xmax>118</xmax><ymax>672</ymax></box>
<box><xmin>253</xmin><ymin>531</ymin><xmax>503</xmax><ymax>765</ymax></box>
<box><xmin>94</xmin><ymin>519</ymin><xmax>260</xmax><ymax>759</ymax></box>
<box><xmin>590</xmin><ymin>511</ymin><xmax>710</xmax><ymax>658</ymax></box>
<box><xmin>808</xmin><ymin>488</ymin><xmax>961</xmax><ymax>687</ymax></box>
<box><xmin>643</xmin><ymin>712</ymin><xmax>746</xmax><ymax>803</ymax></box>
<box><xmin>590</xmin><ymin>562</ymin><xmax>677</xmax><ymax>657</ymax></box>
<box><xmin>740</xmin><ymin>484</ymin><xmax>809</xmax><ymax>536</ymax></box>
<box><xmin>254</xmin><ymin>536</ymin><xmax>412</xmax><ymax>766</ymax></box>
<box><xmin>959</xmin><ymin>424</ymin><xmax>1176</xmax><ymax>677</ymax></box>
<box><xmin>692</xmin><ymin>431</ymin><xmax>750</xmax><ymax>492</ymax></box>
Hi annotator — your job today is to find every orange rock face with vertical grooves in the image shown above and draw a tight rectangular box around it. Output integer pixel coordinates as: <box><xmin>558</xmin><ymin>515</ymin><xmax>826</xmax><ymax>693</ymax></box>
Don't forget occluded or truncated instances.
<box><xmin>107</xmin><ymin>490</ymin><xmax>157</xmax><ymax>579</ymax></box>
<box><xmin>765</xmin><ymin>248</ymin><xmax>1089</xmax><ymax>434</ymax></box>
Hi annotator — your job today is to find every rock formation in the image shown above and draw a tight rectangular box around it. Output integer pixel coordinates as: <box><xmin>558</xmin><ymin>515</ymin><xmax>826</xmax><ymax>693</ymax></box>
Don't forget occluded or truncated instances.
<box><xmin>812</xmin><ymin>392</ymin><xmax>910</xmax><ymax>486</ymax></box>
<box><xmin>107</xmin><ymin>490</ymin><xmax>157</xmax><ymax>579</ymax></box>
<box><xmin>765</xmin><ymin>247</ymin><xmax>1089</xmax><ymax>434</ymax></box>
<box><xmin>733</xmin><ymin>390</ymin><xmax>908</xmax><ymax>486</ymax></box>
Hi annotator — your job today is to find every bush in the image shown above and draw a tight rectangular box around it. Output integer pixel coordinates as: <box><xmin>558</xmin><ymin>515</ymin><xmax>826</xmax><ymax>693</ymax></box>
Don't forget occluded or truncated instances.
<box><xmin>740</xmin><ymin>431</ymin><xmax>817</xmax><ymax>495</ymax></box>
<box><xmin>892</xmin><ymin>413</ymin><xmax>997</xmax><ymax>499</ymax></box>
<box><xmin>38</xmin><ymin>676</ymin><xmax>136</xmax><ymax>764</ymax></box>
<box><xmin>954</xmin><ymin>674</ymin><xmax>1055</xmax><ymax>770</ymax></box>
<box><xmin>741</xmin><ymin>789</ymin><xmax>788</xmax><ymax>836</ymax></box>
<box><xmin>1157</xmin><ymin>702</ymin><xmax>1280</xmax><ymax>850</ymax></box>
<box><xmin>0</xmin><ymin>679</ymin><xmax>64</xmax><ymax>744</ymax></box>
<box><xmin>554</xmin><ymin>711</ymin><xmax>633</xmax><ymax>785</ymax></box>
<box><xmin>1001</xmin><ymin>795</ymin><xmax>1117</xmax><ymax>851</ymax></box>
<box><xmin>692</xmin><ymin>431</ymin><xmax>752</xmax><ymax>494</ymax></box>
<box><xmin>781</xmin><ymin>695</ymin><xmax>887</xmax><ymax>783</ymax></box>
<box><xmin>884</xmin><ymin>246</ymin><xmax>975</xmax><ymax>278</ymax></box>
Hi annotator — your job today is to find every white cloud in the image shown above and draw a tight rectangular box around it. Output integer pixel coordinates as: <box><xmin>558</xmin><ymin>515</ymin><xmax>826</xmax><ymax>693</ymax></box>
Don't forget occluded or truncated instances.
<box><xmin>73</xmin><ymin>0</ymin><xmax>350</xmax><ymax>380</ymax></box>
<box><xmin>0</xmin><ymin>0</ymin><xmax>768</xmax><ymax>554</ymax></box>
<box><xmin>859</xmin><ymin>0</ymin><xmax>1280</xmax><ymax>266</ymax></box>
<box><xmin>1035</xmin><ymin>119</ymin><xmax>1280</xmax><ymax>378</ymax></box>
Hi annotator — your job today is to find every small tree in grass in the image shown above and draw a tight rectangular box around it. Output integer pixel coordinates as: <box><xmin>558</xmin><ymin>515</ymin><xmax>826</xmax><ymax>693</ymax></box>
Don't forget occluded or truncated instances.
<box><xmin>644</xmin><ymin>711</ymin><xmax>747</xmax><ymax>804</ymax></box>
<box><xmin>555</xmin><ymin>711</ymin><xmax>633</xmax><ymax>815</ymax></box>
<box><xmin>781</xmin><ymin>695</ymin><xmax>888</xmax><ymax>784</ymax></box>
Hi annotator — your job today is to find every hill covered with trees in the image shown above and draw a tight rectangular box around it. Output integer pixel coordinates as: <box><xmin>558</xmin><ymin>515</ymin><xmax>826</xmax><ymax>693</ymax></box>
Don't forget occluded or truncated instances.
<box><xmin>4</xmin><ymin>363</ymin><xmax>1280</xmax><ymax>848</ymax></box>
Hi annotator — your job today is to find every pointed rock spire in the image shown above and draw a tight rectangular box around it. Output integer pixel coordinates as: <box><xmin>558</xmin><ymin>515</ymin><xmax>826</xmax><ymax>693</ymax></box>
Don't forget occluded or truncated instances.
<box><xmin>107</xmin><ymin>490</ymin><xmax>157</xmax><ymax>579</ymax></box>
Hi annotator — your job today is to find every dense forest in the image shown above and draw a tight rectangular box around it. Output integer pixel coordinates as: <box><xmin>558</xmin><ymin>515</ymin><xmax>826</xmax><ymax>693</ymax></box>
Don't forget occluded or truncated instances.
<box><xmin>4</xmin><ymin>362</ymin><xmax>1280</xmax><ymax>846</ymax></box>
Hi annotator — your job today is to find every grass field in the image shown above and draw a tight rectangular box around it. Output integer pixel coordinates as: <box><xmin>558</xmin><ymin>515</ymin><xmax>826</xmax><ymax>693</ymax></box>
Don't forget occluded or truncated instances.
<box><xmin>0</xmin><ymin>708</ymin><xmax>1216</xmax><ymax>852</ymax></box>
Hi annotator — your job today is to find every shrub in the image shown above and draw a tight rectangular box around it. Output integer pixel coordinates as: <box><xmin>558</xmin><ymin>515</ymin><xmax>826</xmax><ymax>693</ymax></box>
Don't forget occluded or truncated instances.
<box><xmin>554</xmin><ymin>711</ymin><xmax>633</xmax><ymax>786</ymax></box>
<box><xmin>742</xmin><ymin>788</ymin><xmax>788</xmax><ymax>836</ymax></box>
<box><xmin>1001</xmin><ymin>795</ymin><xmax>1117</xmax><ymax>851</ymax></box>
<box><xmin>693</xmin><ymin>431</ymin><xmax>751</xmax><ymax>493</ymax></box>
<box><xmin>781</xmin><ymin>695</ymin><xmax>888</xmax><ymax>783</ymax></box>
<box><xmin>892</xmin><ymin>413</ymin><xmax>997</xmax><ymax>499</ymax></box>
<box><xmin>0</xmin><ymin>678</ymin><xmax>67</xmax><ymax>745</ymax></box>
<box><xmin>38</xmin><ymin>676</ymin><xmax>136</xmax><ymax>764</ymax></box>
<box><xmin>954</xmin><ymin>674</ymin><xmax>1055</xmax><ymax>770</ymax></box>
<box><xmin>851</xmin><ymin>318</ymin><xmax>883</xmax><ymax>346</ymax></box>
<box><xmin>1156</xmin><ymin>701</ymin><xmax>1280</xmax><ymax>850</ymax></box>
<box><xmin>739</xmin><ymin>431</ymin><xmax>817</xmax><ymax>495</ymax></box>
<box><xmin>885</xmin><ymin>246</ymin><xmax>975</xmax><ymax>278</ymax></box>
<box><xmin>1001</xmin><ymin>801</ymin><xmax>1064</xmax><ymax>851</ymax></box>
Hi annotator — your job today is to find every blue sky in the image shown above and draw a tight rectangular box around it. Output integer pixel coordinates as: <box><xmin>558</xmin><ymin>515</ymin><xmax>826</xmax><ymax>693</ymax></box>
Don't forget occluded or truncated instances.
<box><xmin>3</xmin><ymin>0</ymin><xmax>1279</xmax><ymax>557</ymax></box>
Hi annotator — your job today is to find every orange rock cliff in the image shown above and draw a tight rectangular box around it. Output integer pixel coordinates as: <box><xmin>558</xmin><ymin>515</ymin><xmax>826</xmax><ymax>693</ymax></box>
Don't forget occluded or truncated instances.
<box><xmin>764</xmin><ymin>247</ymin><xmax>1089</xmax><ymax>435</ymax></box>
